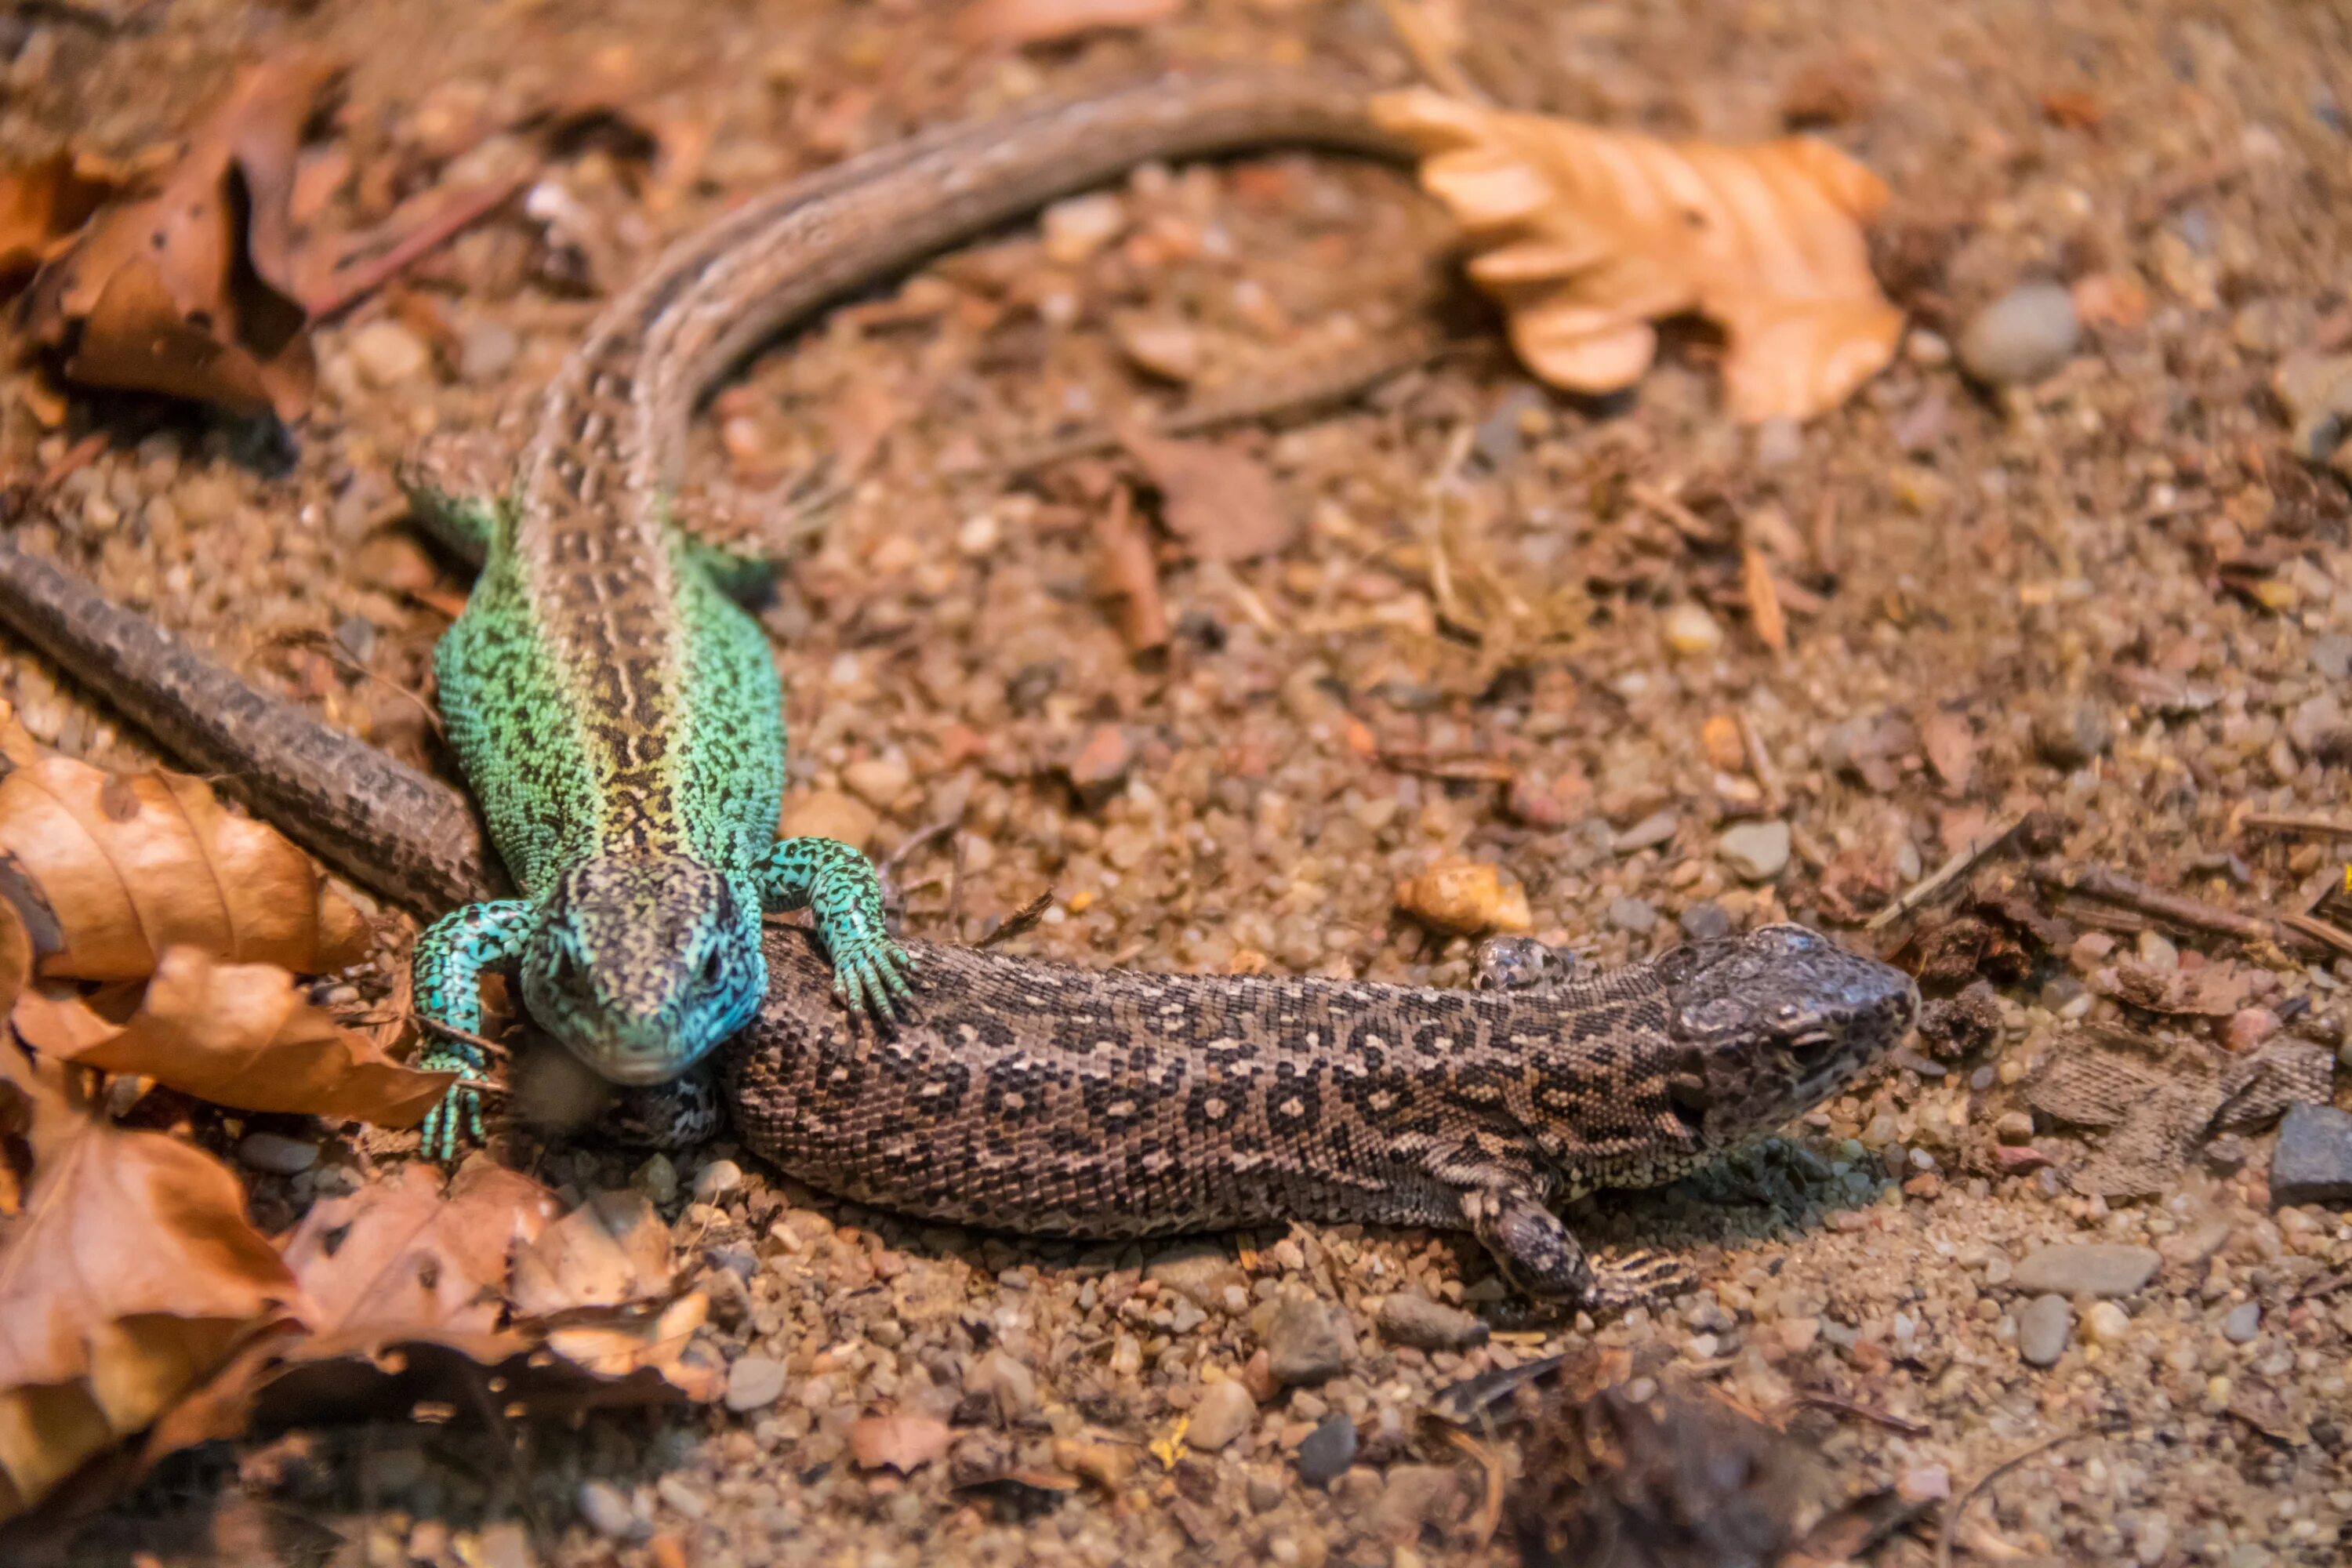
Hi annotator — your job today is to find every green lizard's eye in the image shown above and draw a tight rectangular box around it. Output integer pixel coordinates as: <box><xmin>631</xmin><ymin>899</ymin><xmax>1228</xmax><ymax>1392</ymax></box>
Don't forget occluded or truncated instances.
<box><xmin>699</xmin><ymin>949</ymin><xmax>725</xmax><ymax>988</ymax></box>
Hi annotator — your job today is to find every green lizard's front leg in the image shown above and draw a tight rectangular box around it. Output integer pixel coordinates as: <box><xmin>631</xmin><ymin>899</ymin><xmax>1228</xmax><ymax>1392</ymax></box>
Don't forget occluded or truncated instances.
<box><xmin>412</xmin><ymin>899</ymin><xmax>535</xmax><ymax>1159</ymax></box>
<box><xmin>758</xmin><ymin>837</ymin><xmax>914</xmax><ymax>1021</ymax></box>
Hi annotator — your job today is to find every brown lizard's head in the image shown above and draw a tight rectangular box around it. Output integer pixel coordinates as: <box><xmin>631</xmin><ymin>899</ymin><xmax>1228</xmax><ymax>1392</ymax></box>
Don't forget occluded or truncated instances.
<box><xmin>1652</xmin><ymin>923</ymin><xmax>1917</xmax><ymax>1155</ymax></box>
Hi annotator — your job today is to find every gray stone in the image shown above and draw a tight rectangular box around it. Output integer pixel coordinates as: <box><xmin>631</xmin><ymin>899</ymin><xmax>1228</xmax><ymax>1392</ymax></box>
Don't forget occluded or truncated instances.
<box><xmin>2032</xmin><ymin>698</ymin><xmax>2112</xmax><ymax>768</ymax></box>
<box><xmin>1678</xmin><ymin>902</ymin><xmax>1733</xmax><ymax>941</ymax></box>
<box><xmin>2019</xmin><ymin>1294</ymin><xmax>2073</xmax><ymax>1367</ymax></box>
<box><xmin>1375</xmin><ymin>1293</ymin><xmax>1489</xmax><ymax>1352</ymax></box>
<box><xmin>1719</xmin><ymin>821</ymin><xmax>1791</xmax><ymax>882</ymax></box>
<box><xmin>1606</xmin><ymin>895</ymin><xmax>1658</xmax><ymax>934</ymax></box>
<box><xmin>2313</xmin><ymin>634</ymin><xmax>2352</xmax><ymax>682</ymax></box>
<box><xmin>236</xmin><ymin>1131</ymin><xmax>318</xmax><ymax>1174</ymax></box>
<box><xmin>1265</xmin><ymin>1296</ymin><xmax>1347</xmax><ymax>1385</ymax></box>
<box><xmin>1958</xmin><ymin>281</ymin><xmax>2080</xmax><ymax>386</ymax></box>
<box><xmin>724</xmin><ymin>1355</ymin><xmax>787</xmax><ymax>1412</ymax></box>
<box><xmin>1613</xmin><ymin>810</ymin><xmax>1679</xmax><ymax>854</ymax></box>
<box><xmin>2270</xmin><ymin>1102</ymin><xmax>2352</xmax><ymax>1207</ymax></box>
<box><xmin>2012</xmin><ymin>1243</ymin><xmax>2161</xmax><ymax>1298</ymax></box>
<box><xmin>1294</xmin><ymin>1414</ymin><xmax>1356</xmax><ymax>1486</ymax></box>
<box><xmin>1185</xmin><ymin>1378</ymin><xmax>1257</xmax><ymax>1452</ymax></box>
<box><xmin>576</xmin><ymin>1479</ymin><xmax>642</xmax><ymax>1540</ymax></box>
<box><xmin>2222</xmin><ymin>1303</ymin><xmax>2261</xmax><ymax>1344</ymax></box>
<box><xmin>691</xmin><ymin>1158</ymin><xmax>744</xmax><ymax>1202</ymax></box>
<box><xmin>1148</xmin><ymin>1243</ymin><xmax>1247</xmax><ymax>1310</ymax></box>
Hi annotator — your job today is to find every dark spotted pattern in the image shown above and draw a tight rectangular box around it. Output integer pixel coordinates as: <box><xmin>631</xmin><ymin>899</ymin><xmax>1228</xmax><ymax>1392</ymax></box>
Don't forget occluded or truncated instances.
<box><xmin>690</xmin><ymin>924</ymin><xmax>1919</xmax><ymax>1305</ymax></box>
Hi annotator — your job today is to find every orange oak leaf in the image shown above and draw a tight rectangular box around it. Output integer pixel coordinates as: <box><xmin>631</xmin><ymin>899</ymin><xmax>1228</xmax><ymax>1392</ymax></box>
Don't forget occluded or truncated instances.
<box><xmin>281</xmin><ymin>1162</ymin><xmax>557</xmax><ymax>1342</ymax></box>
<box><xmin>15</xmin><ymin>947</ymin><xmax>450</xmax><ymax>1127</ymax></box>
<box><xmin>0</xmin><ymin>1046</ymin><xmax>294</xmax><ymax>1521</ymax></box>
<box><xmin>1370</xmin><ymin>89</ymin><xmax>1902</xmax><ymax>422</ymax></box>
<box><xmin>0</xmin><ymin>703</ymin><xmax>367</xmax><ymax>983</ymax></box>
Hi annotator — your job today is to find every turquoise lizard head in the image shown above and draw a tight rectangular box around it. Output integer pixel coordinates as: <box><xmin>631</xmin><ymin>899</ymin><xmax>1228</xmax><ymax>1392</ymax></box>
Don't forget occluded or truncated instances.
<box><xmin>520</xmin><ymin>854</ymin><xmax>766</xmax><ymax>1084</ymax></box>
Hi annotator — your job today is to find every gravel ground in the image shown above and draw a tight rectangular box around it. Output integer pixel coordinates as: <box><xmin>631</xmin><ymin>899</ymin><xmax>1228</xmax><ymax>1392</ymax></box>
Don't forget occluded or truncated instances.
<box><xmin>7</xmin><ymin>2</ymin><xmax>2352</xmax><ymax>1565</ymax></box>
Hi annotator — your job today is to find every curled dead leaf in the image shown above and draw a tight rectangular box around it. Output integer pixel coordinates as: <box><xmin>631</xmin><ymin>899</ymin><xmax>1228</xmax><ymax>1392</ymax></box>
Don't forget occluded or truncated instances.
<box><xmin>17</xmin><ymin>53</ymin><xmax>337</xmax><ymax>418</ymax></box>
<box><xmin>850</xmin><ymin>1412</ymin><xmax>953</xmax><ymax>1473</ymax></box>
<box><xmin>0</xmin><ymin>153</ymin><xmax>126</xmax><ymax>303</ymax></box>
<box><xmin>1122</xmin><ymin>430</ymin><xmax>1294</xmax><ymax>563</ymax></box>
<box><xmin>15</xmin><ymin>946</ymin><xmax>450</xmax><ymax>1126</ymax></box>
<box><xmin>953</xmin><ymin>0</ymin><xmax>1182</xmax><ymax>48</ymax></box>
<box><xmin>0</xmin><ymin>1046</ymin><xmax>293</xmax><ymax>1522</ymax></box>
<box><xmin>1369</xmin><ymin>89</ymin><xmax>1901</xmax><ymax>422</ymax></box>
<box><xmin>510</xmin><ymin>1189</ymin><xmax>675</xmax><ymax>1316</ymax></box>
<box><xmin>281</xmin><ymin>1162</ymin><xmax>557</xmax><ymax>1341</ymax></box>
<box><xmin>0</xmin><ymin>703</ymin><xmax>367</xmax><ymax>982</ymax></box>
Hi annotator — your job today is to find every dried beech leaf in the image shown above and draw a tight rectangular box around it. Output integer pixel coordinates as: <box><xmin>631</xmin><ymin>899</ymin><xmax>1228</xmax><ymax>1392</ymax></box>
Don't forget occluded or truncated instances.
<box><xmin>850</xmin><ymin>1412</ymin><xmax>953</xmax><ymax>1473</ymax></box>
<box><xmin>1370</xmin><ymin>89</ymin><xmax>1901</xmax><ymax>421</ymax></box>
<box><xmin>1123</xmin><ymin>430</ymin><xmax>1295</xmax><ymax>562</ymax></box>
<box><xmin>0</xmin><ymin>1046</ymin><xmax>293</xmax><ymax>1521</ymax></box>
<box><xmin>0</xmin><ymin>703</ymin><xmax>368</xmax><ymax>982</ymax></box>
<box><xmin>17</xmin><ymin>53</ymin><xmax>335</xmax><ymax>417</ymax></box>
<box><xmin>543</xmin><ymin>1290</ymin><xmax>718</xmax><ymax>1402</ymax></box>
<box><xmin>16</xmin><ymin>946</ymin><xmax>451</xmax><ymax>1127</ymax></box>
<box><xmin>281</xmin><ymin>1162</ymin><xmax>557</xmax><ymax>1341</ymax></box>
<box><xmin>510</xmin><ymin>1189</ymin><xmax>676</xmax><ymax>1316</ymax></box>
<box><xmin>0</xmin><ymin>153</ymin><xmax>125</xmax><ymax>302</ymax></box>
<box><xmin>953</xmin><ymin>0</ymin><xmax>1182</xmax><ymax>49</ymax></box>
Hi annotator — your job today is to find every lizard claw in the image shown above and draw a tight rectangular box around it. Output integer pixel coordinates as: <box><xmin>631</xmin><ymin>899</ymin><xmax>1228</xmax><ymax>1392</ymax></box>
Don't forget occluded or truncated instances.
<box><xmin>416</xmin><ymin>1041</ymin><xmax>488</xmax><ymax>1163</ymax></box>
<box><xmin>831</xmin><ymin>936</ymin><xmax>916</xmax><ymax>1025</ymax></box>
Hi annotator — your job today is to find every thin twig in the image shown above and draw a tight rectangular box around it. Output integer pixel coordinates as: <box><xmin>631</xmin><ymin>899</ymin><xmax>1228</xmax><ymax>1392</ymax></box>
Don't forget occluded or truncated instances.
<box><xmin>2281</xmin><ymin>911</ymin><xmax>2352</xmax><ymax>960</ymax></box>
<box><xmin>2240</xmin><ymin>810</ymin><xmax>2352</xmax><ymax>838</ymax></box>
<box><xmin>2027</xmin><ymin>858</ymin><xmax>2328</xmax><ymax>952</ymax></box>
<box><xmin>301</xmin><ymin>175</ymin><xmax>529</xmax><ymax>320</ymax></box>
<box><xmin>1789</xmin><ymin>1392</ymin><xmax>1930</xmax><ymax>1437</ymax></box>
<box><xmin>975</xmin><ymin>890</ymin><xmax>1054</xmax><ymax>951</ymax></box>
<box><xmin>1866</xmin><ymin>811</ymin><xmax>2027</xmax><ymax>931</ymax></box>
<box><xmin>1937</xmin><ymin>1424</ymin><xmax>2114</xmax><ymax>1568</ymax></box>
<box><xmin>1737</xmin><ymin>710</ymin><xmax>1784</xmax><ymax>815</ymax></box>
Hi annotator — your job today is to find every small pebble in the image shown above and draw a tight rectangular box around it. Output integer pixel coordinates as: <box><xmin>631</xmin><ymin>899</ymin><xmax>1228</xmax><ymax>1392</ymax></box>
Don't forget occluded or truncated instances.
<box><xmin>1664</xmin><ymin>602</ymin><xmax>1724</xmax><ymax>656</ymax></box>
<box><xmin>2032</xmin><ymin>697</ymin><xmax>2112</xmax><ymax>768</ymax></box>
<box><xmin>1293</xmin><ymin>1414</ymin><xmax>1356</xmax><ymax>1486</ymax></box>
<box><xmin>457</xmin><ymin>319</ymin><xmax>518</xmax><ymax>383</ymax></box>
<box><xmin>2080</xmin><ymin>1300</ymin><xmax>2132</xmax><ymax>1345</ymax></box>
<box><xmin>2012</xmin><ymin>1243</ymin><xmax>2160</xmax><ymax>1298</ymax></box>
<box><xmin>1265</xmin><ymin>1297</ymin><xmax>1348</xmax><ymax>1386</ymax></box>
<box><xmin>1148</xmin><ymin>1244</ymin><xmax>1248</xmax><ymax>1310</ymax></box>
<box><xmin>1606</xmin><ymin>895</ymin><xmax>1658</xmax><ymax>935</ymax></box>
<box><xmin>1040</xmin><ymin>191</ymin><xmax>1127</xmax><ymax>264</ymax></box>
<box><xmin>2222</xmin><ymin>1303</ymin><xmax>2261</xmax><ymax>1344</ymax></box>
<box><xmin>348</xmin><ymin>318</ymin><xmax>434</xmax><ymax>387</ymax></box>
<box><xmin>2020</xmin><ymin>1294</ymin><xmax>2073</xmax><ymax>1366</ymax></box>
<box><xmin>1395</xmin><ymin>859</ymin><xmax>1531</xmax><ymax>937</ymax></box>
<box><xmin>1719</xmin><ymin>821</ymin><xmax>1791</xmax><ymax>882</ymax></box>
<box><xmin>1958</xmin><ymin>281</ymin><xmax>2080</xmax><ymax>386</ymax></box>
<box><xmin>781</xmin><ymin>789</ymin><xmax>880</xmax><ymax>849</ymax></box>
<box><xmin>237</xmin><ymin>1131</ymin><xmax>319</xmax><ymax>1174</ymax></box>
<box><xmin>2135</xmin><ymin>930</ymin><xmax>2179</xmax><ymax>973</ymax></box>
<box><xmin>655</xmin><ymin>1475</ymin><xmax>709</xmax><ymax>1520</ymax></box>
<box><xmin>1375</xmin><ymin>1293</ymin><xmax>1489</xmax><ymax>1352</ymax></box>
<box><xmin>632</xmin><ymin>1153</ymin><xmax>680</xmax><ymax>1205</ymax></box>
<box><xmin>1678</xmin><ymin>902</ymin><xmax>1732</xmax><ymax>940</ymax></box>
<box><xmin>1994</xmin><ymin>1111</ymin><xmax>2036</xmax><ymax>1146</ymax></box>
<box><xmin>1614</xmin><ymin>810</ymin><xmax>1679</xmax><ymax>855</ymax></box>
<box><xmin>1185</xmin><ymin>1378</ymin><xmax>1257</xmax><ymax>1452</ymax></box>
<box><xmin>576</xmin><ymin>1479</ymin><xmax>641</xmax><ymax>1540</ymax></box>
<box><xmin>725</xmin><ymin>1355</ymin><xmax>787</xmax><ymax>1412</ymax></box>
<box><xmin>2223</xmin><ymin>1007</ymin><xmax>2281</xmax><ymax>1054</ymax></box>
<box><xmin>692</xmin><ymin>1159</ymin><xmax>744</xmax><ymax>1202</ymax></box>
<box><xmin>2269</xmin><ymin>1102</ymin><xmax>2352</xmax><ymax>1207</ymax></box>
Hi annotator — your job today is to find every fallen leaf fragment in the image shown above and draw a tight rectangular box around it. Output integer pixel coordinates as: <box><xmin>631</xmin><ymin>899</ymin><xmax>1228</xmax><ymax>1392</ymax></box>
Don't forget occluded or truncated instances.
<box><xmin>1919</xmin><ymin>711</ymin><xmax>1976</xmax><ymax>796</ymax></box>
<box><xmin>850</xmin><ymin>1412</ymin><xmax>953</xmax><ymax>1473</ymax></box>
<box><xmin>1090</xmin><ymin>486</ymin><xmax>1171</xmax><ymax>654</ymax></box>
<box><xmin>1739</xmin><ymin>544</ymin><xmax>1788</xmax><ymax>653</ymax></box>
<box><xmin>281</xmin><ymin>1162</ymin><xmax>557</xmax><ymax>1341</ymax></box>
<box><xmin>0</xmin><ymin>154</ymin><xmax>125</xmax><ymax>301</ymax></box>
<box><xmin>0</xmin><ymin>702</ymin><xmax>367</xmax><ymax>982</ymax></box>
<box><xmin>1122</xmin><ymin>430</ymin><xmax>1296</xmax><ymax>562</ymax></box>
<box><xmin>17</xmin><ymin>53</ymin><xmax>337</xmax><ymax>417</ymax></box>
<box><xmin>510</xmin><ymin>1189</ymin><xmax>676</xmax><ymax>1316</ymax></box>
<box><xmin>1369</xmin><ymin>89</ymin><xmax>1901</xmax><ymax>421</ymax></box>
<box><xmin>0</xmin><ymin>1047</ymin><xmax>293</xmax><ymax>1522</ymax></box>
<box><xmin>15</xmin><ymin>946</ymin><xmax>450</xmax><ymax>1126</ymax></box>
<box><xmin>1396</xmin><ymin>858</ymin><xmax>1532</xmax><ymax>937</ymax></box>
<box><xmin>953</xmin><ymin>0</ymin><xmax>1182</xmax><ymax>49</ymax></box>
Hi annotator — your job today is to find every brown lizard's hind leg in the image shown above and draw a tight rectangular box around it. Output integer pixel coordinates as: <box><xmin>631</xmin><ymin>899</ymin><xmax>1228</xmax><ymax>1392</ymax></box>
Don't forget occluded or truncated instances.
<box><xmin>1460</xmin><ymin>1183</ymin><xmax>1690</xmax><ymax>1312</ymax></box>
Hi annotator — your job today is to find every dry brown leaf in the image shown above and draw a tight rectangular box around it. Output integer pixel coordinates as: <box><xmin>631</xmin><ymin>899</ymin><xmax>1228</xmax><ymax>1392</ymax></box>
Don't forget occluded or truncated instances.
<box><xmin>953</xmin><ymin>0</ymin><xmax>1182</xmax><ymax>48</ymax></box>
<box><xmin>1123</xmin><ymin>430</ymin><xmax>1295</xmax><ymax>562</ymax></box>
<box><xmin>17</xmin><ymin>53</ymin><xmax>336</xmax><ymax>417</ymax></box>
<box><xmin>16</xmin><ymin>947</ymin><xmax>449</xmax><ymax>1127</ymax></box>
<box><xmin>1370</xmin><ymin>89</ymin><xmax>1901</xmax><ymax>422</ymax></box>
<box><xmin>0</xmin><ymin>1046</ymin><xmax>293</xmax><ymax>1521</ymax></box>
<box><xmin>0</xmin><ymin>153</ymin><xmax>125</xmax><ymax>303</ymax></box>
<box><xmin>1090</xmin><ymin>486</ymin><xmax>1171</xmax><ymax>654</ymax></box>
<box><xmin>543</xmin><ymin>1291</ymin><xmax>717</xmax><ymax>1403</ymax></box>
<box><xmin>850</xmin><ymin>1412</ymin><xmax>953</xmax><ymax>1473</ymax></box>
<box><xmin>0</xmin><ymin>703</ymin><xmax>367</xmax><ymax>982</ymax></box>
<box><xmin>510</xmin><ymin>1189</ymin><xmax>675</xmax><ymax>1316</ymax></box>
<box><xmin>1739</xmin><ymin>544</ymin><xmax>1788</xmax><ymax>654</ymax></box>
<box><xmin>281</xmin><ymin>1162</ymin><xmax>557</xmax><ymax>1341</ymax></box>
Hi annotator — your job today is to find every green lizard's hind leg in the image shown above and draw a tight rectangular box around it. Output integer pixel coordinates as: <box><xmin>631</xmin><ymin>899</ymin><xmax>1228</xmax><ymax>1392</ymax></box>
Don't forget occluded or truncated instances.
<box><xmin>757</xmin><ymin>837</ymin><xmax>914</xmax><ymax>1022</ymax></box>
<box><xmin>412</xmin><ymin>899</ymin><xmax>535</xmax><ymax>1160</ymax></box>
<box><xmin>397</xmin><ymin>431</ymin><xmax>514</xmax><ymax>564</ymax></box>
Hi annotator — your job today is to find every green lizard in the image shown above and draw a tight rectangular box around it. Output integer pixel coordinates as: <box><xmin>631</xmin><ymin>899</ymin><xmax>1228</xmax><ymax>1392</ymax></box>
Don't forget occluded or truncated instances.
<box><xmin>388</xmin><ymin>72</ymin><xmax>1416</xmax><ymax>1158</ymax></box>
